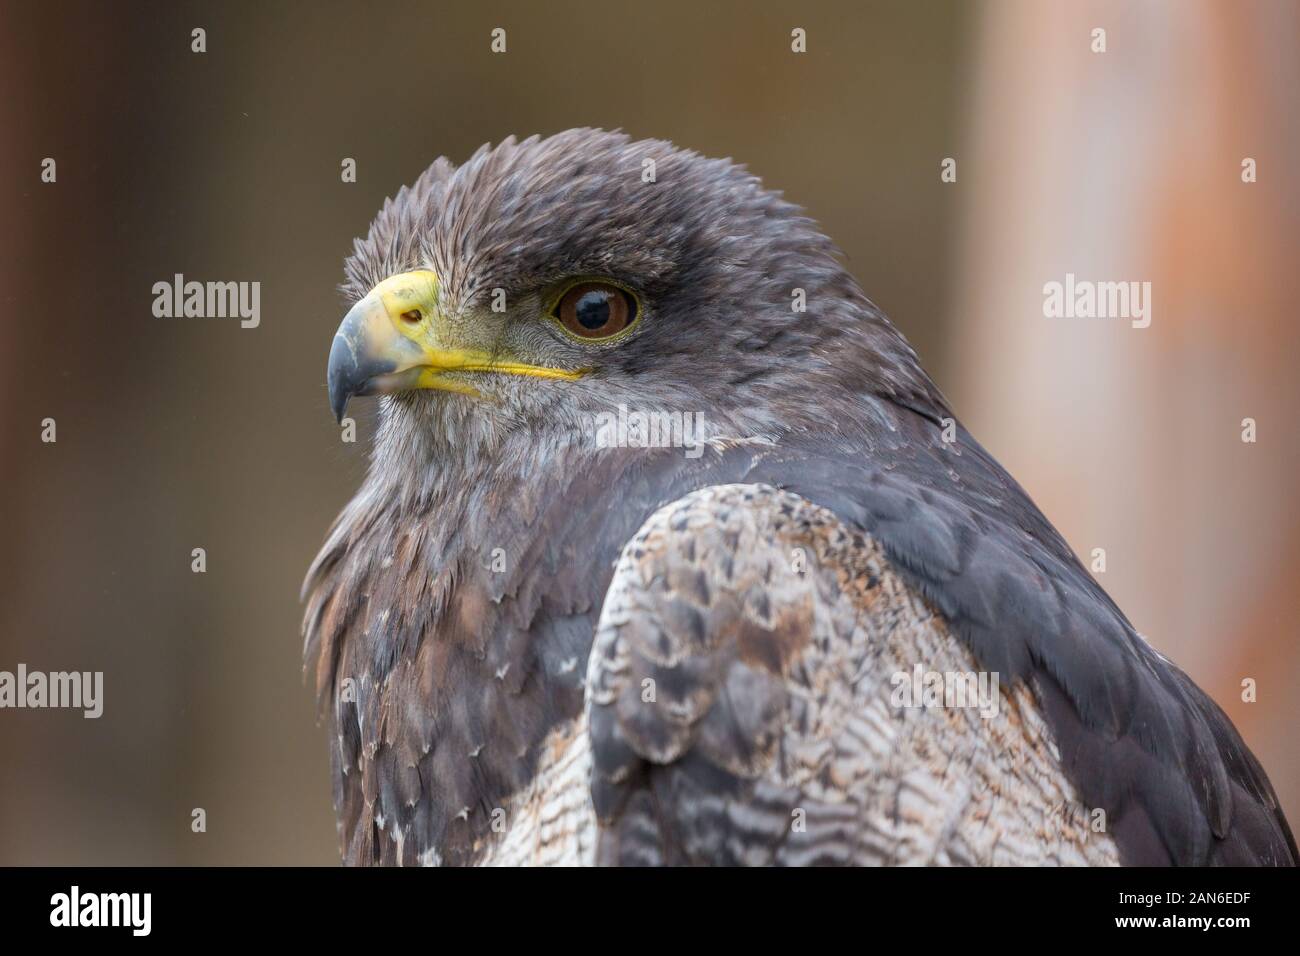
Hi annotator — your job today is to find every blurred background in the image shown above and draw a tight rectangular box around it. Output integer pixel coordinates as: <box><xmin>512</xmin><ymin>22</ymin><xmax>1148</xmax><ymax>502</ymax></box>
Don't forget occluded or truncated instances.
<box><xmin>0</xmin><ymin>0</ymin><xmax>1295</xmax><ymax>864</ymax></box>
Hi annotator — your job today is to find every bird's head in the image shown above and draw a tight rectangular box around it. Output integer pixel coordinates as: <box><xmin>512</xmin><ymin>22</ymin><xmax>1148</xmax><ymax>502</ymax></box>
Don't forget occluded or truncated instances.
<box><xmin>327</xmin><ymin>129</ymin><xmax>941</xmax><ymax>459</ymax></box>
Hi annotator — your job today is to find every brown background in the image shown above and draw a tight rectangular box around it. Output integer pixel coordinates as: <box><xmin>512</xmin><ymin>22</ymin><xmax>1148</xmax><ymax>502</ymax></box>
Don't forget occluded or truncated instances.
<box><xmin>0</xmin><ymin>0</ymin><xmax>1294</xmax><ymax>864</ymax></box>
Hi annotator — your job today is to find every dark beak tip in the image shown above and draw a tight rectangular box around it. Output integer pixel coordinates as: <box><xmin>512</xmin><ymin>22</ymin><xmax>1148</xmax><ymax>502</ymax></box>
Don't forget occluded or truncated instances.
<box><xmin>328</xmin><ymin>369</ymin><xmax>353</xmax><ymax>425</ymax></box>
<box><xmin>327</xmin><ymin>332</ymin><xmax>357</xmax><ymax>425</ymax></box>
<box><xmin>326</xmin><ymin>313</ymin><xmax>403</xmax><ymax>426</ymax></box>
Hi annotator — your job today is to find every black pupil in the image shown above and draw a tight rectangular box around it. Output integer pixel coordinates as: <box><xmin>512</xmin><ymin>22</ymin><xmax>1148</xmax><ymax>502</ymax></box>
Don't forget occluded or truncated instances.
<box><xmin>575</xmin><ymin>290</ymin><xmax>611</xmax><ymax>330</ymax></box>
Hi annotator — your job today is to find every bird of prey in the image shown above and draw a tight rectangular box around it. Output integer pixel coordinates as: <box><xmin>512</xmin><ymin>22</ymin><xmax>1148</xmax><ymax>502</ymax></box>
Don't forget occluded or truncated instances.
<box><xmin>303</xmin><ymin>129</ymin><xmax>1295</xmax><ymax>867</ymax></box>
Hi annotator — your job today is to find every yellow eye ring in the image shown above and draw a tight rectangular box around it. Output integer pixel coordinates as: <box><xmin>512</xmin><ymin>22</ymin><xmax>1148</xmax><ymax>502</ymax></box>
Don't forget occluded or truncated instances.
<box><xmin>547</xmin><ymin>278</ymin><xmax>641</xmax><ymax>344</ymax></box>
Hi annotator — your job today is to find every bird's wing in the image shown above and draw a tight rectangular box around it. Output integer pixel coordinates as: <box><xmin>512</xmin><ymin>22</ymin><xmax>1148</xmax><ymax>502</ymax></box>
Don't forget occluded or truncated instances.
<box><xmin>586</xmin><ymin>482</ymin><xmax>1120</xmax><ymax>865</ymax></box>
<box><xmin>775</xmin><ymin>420</ymin><xmax>1296</xmax><ymax>867</ymax></box>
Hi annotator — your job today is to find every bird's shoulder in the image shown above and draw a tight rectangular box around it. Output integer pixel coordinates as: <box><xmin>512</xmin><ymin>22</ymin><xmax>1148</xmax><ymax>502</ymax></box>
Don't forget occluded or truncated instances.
<box><xmin>585</xmin><ymin>482</ymin><xmax>1119</xmax><ymax>865</ymax></box>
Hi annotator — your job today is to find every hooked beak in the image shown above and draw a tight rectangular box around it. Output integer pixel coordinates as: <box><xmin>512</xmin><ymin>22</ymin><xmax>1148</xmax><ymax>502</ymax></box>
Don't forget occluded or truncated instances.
<box><xmin>327</xmin><ymin>291</ymin><xmax>422</xmax><ymax>423</ymax></box>
<box><xmin>326</xmin><ymin>270</ymin><xmax>583</xmax><ymax>423</ymax></box>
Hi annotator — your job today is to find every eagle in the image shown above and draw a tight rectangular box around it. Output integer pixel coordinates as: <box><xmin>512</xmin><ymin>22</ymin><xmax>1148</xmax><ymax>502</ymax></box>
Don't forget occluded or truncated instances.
<box><xmin>303</xmin><ymin>128</ymin><xmax>1295</xmax><ymax>866</ymax></box>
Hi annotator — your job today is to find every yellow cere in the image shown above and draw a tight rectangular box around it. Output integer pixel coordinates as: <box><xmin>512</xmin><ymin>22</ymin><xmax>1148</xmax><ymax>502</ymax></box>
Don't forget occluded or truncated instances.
<box><xmin>373</xmin><ymin>270</ymin><xmax>440</xmax><ymax>335</ymax></box>
<box><xmin>363</xmin><ymin>270</ymin><xmax>587</xmax><ymax>384</ymax></box>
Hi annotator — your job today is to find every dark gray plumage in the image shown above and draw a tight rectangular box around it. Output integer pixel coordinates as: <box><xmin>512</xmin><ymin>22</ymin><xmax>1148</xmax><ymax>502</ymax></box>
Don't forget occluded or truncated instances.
<box><xmin>303</xmin><ymin>129</ymin><xmax>1295</xmax><ymax>866</ymax></box>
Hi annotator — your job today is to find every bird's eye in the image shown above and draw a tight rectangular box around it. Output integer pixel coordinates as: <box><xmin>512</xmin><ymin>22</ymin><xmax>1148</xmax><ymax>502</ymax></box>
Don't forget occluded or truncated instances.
<box><xmin>399</xmin><ymin>309</ymin><xmax>422</xmax><ymax>323</ymax></box>
<box><xmin>553</xmin><ymin>282</ymin><xmax>637</xmax><ymax>340</ymax></box>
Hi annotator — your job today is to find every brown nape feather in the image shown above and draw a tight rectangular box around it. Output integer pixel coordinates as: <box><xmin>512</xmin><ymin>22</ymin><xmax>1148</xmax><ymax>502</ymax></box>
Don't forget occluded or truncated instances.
<box><xmin>304</xmin><ymin>130</ymin><xmax>1294</xmax><ymax>866</ymax></box>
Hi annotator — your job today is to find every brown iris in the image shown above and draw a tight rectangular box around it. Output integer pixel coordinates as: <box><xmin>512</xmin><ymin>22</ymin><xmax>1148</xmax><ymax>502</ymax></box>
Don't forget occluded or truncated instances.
<box><xmin>554</xmin><ymin>282</ymin><xmax>636</xmax><ymax>339</ymax></box>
